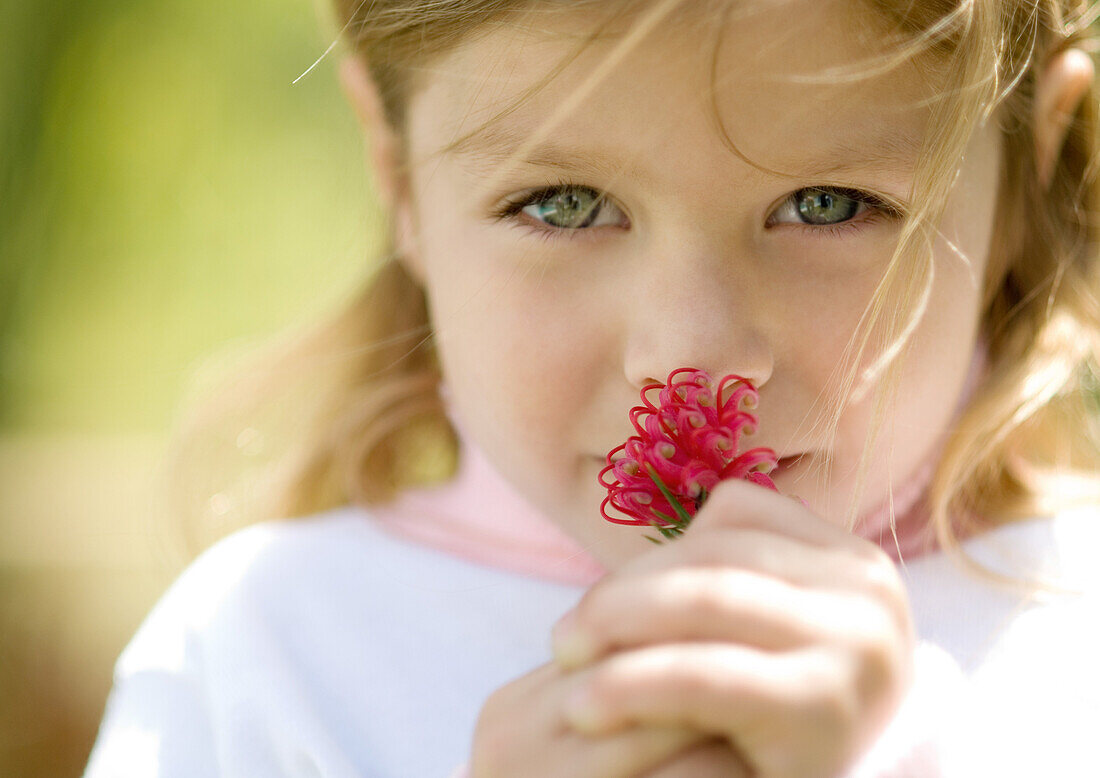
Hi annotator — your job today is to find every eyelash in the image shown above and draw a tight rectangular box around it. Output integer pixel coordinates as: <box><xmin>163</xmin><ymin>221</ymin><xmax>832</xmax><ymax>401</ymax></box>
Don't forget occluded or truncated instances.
<box><xmin>490</xmin><ymin>178</ymin><xmax>904</xmax><ymax>242</ymax></box>
<box><xmin>490</xmin><ymin>181</ymin><xmax>615</xmax><ymax>243</ymax></box>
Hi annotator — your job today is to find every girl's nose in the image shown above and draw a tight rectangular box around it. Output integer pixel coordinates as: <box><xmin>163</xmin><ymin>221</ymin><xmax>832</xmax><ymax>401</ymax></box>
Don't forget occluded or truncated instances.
<box><xmin>621</xmin><ymin>254</ymin><xmax>773</xmax><ymax>390</ymax></box>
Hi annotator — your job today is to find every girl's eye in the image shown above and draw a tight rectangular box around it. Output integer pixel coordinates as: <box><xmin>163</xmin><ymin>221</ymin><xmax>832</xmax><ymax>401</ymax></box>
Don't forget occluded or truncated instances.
<box><xmin>491</xmin><ymin>182</ymin><xmax>901</xmax><ymax>240</ymax></box>
<box><xmin>492</xmin><ymin>182</ymin><xmax>626</xmax><ymax>237</ymax></box>
<box><xmin>767</xmin><ymin>187</ymin><xmax>901</xmax><ymax>231</ymax></box>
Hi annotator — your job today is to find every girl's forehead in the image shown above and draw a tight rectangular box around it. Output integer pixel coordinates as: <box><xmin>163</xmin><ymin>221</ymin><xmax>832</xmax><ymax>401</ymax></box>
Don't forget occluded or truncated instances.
<box><xmin>408</xmin><ymin>0</ymin><xmax>934</xmax><ymax>179</ymax></box>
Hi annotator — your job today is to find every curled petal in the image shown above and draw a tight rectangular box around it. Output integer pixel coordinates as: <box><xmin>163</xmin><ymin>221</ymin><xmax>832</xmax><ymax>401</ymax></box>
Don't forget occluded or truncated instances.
<box><xmin>601</xmin><ymin>495</ymin><xmax>648</xmax><ymax>525</ymax></box>
<box><xmin>745</xmin><ymin>471</ymin><xmax>779</xmax><ymax>491</ymax></box>
<box><xmin>642</xmin><ymin>412</ymin><xmax>671</xmax><ymax>442</ymax></box>
<box><xmin>721</xmin><ymin>446</ymin><xmax>780</xmax><ymax>480</ymax></box>
<box><xmin>685</xmin><ymin>428</ymin><xmax>735</xmax><ymax>470</ymax></box>
<box><xmin>680</xmin><ymin>460</ymin><xmax>720</xmax><ymax>495</ymax></box>
<box><xmin>717</xmin><ymin>375</ymin><xmax>757</xmax><ymax>411</ymax></box>
<box><xmin>643</xmin><ymin>445</ymin><xmax>688</xmax><ymax>484</ymax></box>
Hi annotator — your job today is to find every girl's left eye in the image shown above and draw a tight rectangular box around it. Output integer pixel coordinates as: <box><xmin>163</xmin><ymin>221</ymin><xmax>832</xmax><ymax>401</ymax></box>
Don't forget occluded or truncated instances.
<box><xmin>766</xmin><ymin>187</ymin><xmax>902</xmax><ymax>234</ymax></box>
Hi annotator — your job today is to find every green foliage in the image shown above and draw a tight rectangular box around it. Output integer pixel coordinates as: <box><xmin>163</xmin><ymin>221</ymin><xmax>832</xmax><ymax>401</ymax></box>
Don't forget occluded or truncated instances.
<box><xmin>0</xmin><ymin>0</ymin><xmax>384</xmax><ymax>432</ymax></box>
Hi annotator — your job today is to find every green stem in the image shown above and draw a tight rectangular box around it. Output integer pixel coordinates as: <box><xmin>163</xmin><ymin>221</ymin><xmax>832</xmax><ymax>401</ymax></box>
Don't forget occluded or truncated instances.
<box><xmin>643</xmin><ymin>463</ymin><xmax>694</xmax><ymax>527</ymax></box>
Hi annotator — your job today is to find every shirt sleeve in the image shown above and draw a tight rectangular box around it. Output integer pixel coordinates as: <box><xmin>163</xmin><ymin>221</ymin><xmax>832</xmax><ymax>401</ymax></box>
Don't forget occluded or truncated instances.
<box><xmin>83</xmin><ymin>663</ymin><xmax>220</xmax><ymax>777</ymax></box>
<box><xmin>81</xmin><ymin>521</ymin><xmax>383</xmax><ymax>778</ymax></box>
<box><xmin>82</xmin><ymin>557</ymin><xmax>225</xmax><ymax>778</ymax></box>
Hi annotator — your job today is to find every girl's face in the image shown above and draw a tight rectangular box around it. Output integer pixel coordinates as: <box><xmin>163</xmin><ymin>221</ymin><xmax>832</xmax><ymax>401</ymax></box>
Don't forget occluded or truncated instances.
<box><xmin>397</xmin><ymin>1</ymin><xmax>1000</xmax><ymax>568</ymax></box>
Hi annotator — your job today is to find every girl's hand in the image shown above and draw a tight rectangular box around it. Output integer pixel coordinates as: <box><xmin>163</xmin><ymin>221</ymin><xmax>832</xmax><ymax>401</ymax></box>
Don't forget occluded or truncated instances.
<box><xmin>553</xmin><ymin>478</ymin><xmax>917</xmax><ymax>778</ymax></box>
<box><xmin>469</xmin><ymin>660</ymin><xmax>751</xmax><ymax>777</ymax></box>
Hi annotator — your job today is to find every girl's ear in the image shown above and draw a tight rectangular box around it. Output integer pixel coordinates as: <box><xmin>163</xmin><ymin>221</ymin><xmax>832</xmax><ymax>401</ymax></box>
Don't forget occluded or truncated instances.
<box><xmin>339</xmin><ymin>56</ymin><xmax>425</xmax><ymax>283</ymax></box>
<box><xmin>1034</xmin><ymin>48</ymin><xmax>1095</xmax><ymax>190</ymax></box>
<box><xmin>339</xmin><ymin>56</ymin><xmax>401</xmax><ymax>211</ymax></box>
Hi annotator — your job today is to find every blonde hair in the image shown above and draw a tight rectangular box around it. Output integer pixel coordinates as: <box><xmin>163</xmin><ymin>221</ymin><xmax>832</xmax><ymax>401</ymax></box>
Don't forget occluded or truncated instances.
<box><xmin>167</xmin><ymin>0</ymin><xmax>1100</xmax><ymax>592</ymax></box>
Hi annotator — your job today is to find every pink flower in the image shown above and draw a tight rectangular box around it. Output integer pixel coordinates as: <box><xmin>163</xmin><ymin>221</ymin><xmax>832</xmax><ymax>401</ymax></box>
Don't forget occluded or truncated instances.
<box><xmin>598</xmin><ymin>368</ymin><xmax>779</xmax><ymax>541</ymax></box>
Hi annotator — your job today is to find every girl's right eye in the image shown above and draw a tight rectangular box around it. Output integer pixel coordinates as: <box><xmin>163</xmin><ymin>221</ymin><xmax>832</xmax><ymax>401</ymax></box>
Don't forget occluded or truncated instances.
<box><xmin>491</xmin><ymin>182</ymin><xmax>628</xmax><ymax>237</ymax></box>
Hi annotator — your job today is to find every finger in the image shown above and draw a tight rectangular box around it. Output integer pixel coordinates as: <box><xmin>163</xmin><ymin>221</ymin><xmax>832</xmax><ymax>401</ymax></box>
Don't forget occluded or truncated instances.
<box><xmin>565</xmin><ymin>644</ymin><xmax>866</xmax><ymax>778</ymax></box>
<box><xmin>565</xmin><ymin>643</ymin><xmax>814</xmax><ymax>735</ymax></box>
<box><xmin>473</xmin><ymin>723</ymin><xmax>708</xmax><ymax>778</ymax></box>
<box><xmin>559</xmin><ymin>726</ymin><xmax>709</xmax><ymax>778</ymax></box>
<box><xmin>618</xmin><ymin>525</ymin><xmax>905</xmax><ymax>599</ymax></box>
<box><xmin>474</xmin><ymin>662</ymin><xmax>712</xmax><ymax>778</ymax></box>
<box><xmin>640</xmin><ymin>738</ymin><xmax>753</xmax><ymax>778</ymax></box>
<box><xmin>554</xmin><ymin>566</ymin><xmax>828</xmax><ymax>667</ymax></box>
<box><xmin>553</xmin><ymin>538</ymin><xmax>910</xmax><ymax>669</ymax></box>
<box><xmin>689</xmin><ymin>478</ymin><xmax>875</xmax><ymax>554</ymax></box>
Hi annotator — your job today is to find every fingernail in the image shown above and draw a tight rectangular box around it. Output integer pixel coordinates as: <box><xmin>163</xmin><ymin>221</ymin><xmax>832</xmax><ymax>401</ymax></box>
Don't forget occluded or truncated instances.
<box><xmin>551</xmin><ymin>610</ymin><xmax>598</xmax><ymax>668</ymax></box>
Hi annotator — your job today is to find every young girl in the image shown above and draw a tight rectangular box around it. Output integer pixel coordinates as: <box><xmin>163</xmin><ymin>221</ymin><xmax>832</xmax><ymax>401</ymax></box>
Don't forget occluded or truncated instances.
<box><xmin>85</xmin><ymin>0</ymin><xmax>1100</xmax><ymax>775</ymax></box>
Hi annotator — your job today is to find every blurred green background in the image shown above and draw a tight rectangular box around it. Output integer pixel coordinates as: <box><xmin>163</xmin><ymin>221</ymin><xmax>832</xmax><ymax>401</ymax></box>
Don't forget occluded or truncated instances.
<box><xmin>0</xmin><ymin>0</ymin><xmax>383</xmax><ymax>773</ymax></box>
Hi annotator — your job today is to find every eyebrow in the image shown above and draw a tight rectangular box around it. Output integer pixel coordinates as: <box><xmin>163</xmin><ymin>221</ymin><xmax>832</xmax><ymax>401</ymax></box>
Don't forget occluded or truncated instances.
<box><xmin>446</xmin><ymin>124</ymin><xmax>923</xmax><ymax>184</ymax></box>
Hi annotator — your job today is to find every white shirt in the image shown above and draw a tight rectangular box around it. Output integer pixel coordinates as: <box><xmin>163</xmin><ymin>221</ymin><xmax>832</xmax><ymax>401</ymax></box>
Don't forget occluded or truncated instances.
<box><xmin>84</xmin><ymin>506</ymin><xmax>1100</xmax><ymax>777</ymax></box>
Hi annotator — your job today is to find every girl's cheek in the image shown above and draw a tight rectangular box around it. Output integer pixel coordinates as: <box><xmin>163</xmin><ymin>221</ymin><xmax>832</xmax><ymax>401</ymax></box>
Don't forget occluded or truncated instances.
<box><xmin>764</xmin><ymin>263</ymin><xmax>882</xmax><ymax>358</ymax></box>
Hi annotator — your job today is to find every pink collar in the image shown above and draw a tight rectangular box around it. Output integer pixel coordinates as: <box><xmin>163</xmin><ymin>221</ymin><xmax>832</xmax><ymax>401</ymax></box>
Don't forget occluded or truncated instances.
<box><xmin>370</xmin><ymin>345</ymin><xmax>988</xmax><ymax>586</ymax></box>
